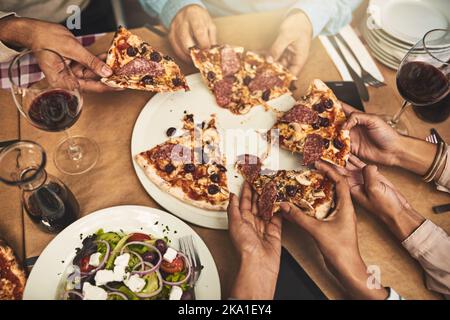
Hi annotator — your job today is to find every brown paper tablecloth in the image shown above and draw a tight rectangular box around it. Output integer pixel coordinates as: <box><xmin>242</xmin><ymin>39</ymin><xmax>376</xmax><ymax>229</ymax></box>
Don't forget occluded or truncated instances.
<box><xmin>0</xmin><ymin>10</ymin><xmax>449</xmax><ymax>300</ymax></box>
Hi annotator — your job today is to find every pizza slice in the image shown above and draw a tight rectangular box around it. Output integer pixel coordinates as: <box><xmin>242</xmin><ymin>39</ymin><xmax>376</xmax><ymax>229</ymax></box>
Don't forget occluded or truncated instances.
<box><xmin>272</xmin><ymin>79</ymin><xmax>350</xmax><ymax>167</ymax></box>
<box><xmin>236</xmin><ymin>154</ymin><xmax>334</xmax><ymax>220</ymax></box>
<box><xmin>102</xmin><ymin>26</ymin><xmax>189</xmax><ymax>92</ymax></box>
<box><xmin>0</xmin><ymin>238</ymin><xmax>26</xmax><ymax>300</ymax></box>
<box><xmin>135</xmin><ymin>114</ymin><xmax>229</xmax><ymax>211</ymax></box>
<box><xmin>190</xmin><ymin>45</ymin><xmax>295</xmax><ymax>114</ymax></box>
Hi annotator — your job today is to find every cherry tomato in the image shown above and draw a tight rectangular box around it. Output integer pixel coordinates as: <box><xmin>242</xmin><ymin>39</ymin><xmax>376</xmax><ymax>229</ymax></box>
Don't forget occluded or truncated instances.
<box><xmin>160</xmin><ymin>256</ymin><xmax>184</xmax><ymax>274</ymax></box>
<box><xmin>127</xmin><ymin>233</ymin><xmax>151</xmax><ymax>242</ymax></box>
<box><xmin>80</xmin><ymin>255</ymin><xmax>95</xmax><ymax>273</ymax></box>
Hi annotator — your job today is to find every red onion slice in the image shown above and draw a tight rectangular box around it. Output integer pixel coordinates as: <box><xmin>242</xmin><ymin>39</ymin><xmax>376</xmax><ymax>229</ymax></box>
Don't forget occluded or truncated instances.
<box><xmin>80</xmin><ymin>240</ymin><xmax>111</xmax><ymax>276</ymax></box>
<box><xmin>107</xmin><ymin>291</ymin><xmax>128</xmax><ymax>300</ymax></box>
<box><xmin>62</xmin><ymin>290</ymin><xmax>84</xmax><ymax>300</ymax></box>
<box><xmin>161</xmin><ymin>252</ymin><xmax>192</xmax><ymax>286</ymax></box>
<box><xmin>120</xmin><ymin>241</ymin><xmax>162</xmax><ymax>274</ymax></box>
<box><xmin>135</xmin><ymin>270</ymin><xmax>163</xmax><ymax>299</ymax></box>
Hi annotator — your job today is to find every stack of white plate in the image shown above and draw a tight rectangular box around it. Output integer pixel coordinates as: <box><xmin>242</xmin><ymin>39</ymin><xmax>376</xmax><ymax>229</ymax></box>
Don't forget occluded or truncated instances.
<box><xmin>362</xmin><ymin>0</ymin><xmax>450</xmax><ymax>69</ymax></box>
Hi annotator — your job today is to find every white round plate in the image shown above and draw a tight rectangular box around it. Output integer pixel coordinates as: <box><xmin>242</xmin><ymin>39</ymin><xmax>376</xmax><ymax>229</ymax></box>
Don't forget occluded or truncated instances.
<box><xmin>369</xmin><ymin>0</ymin><xmax>450</xmax><ymax>44</ymax></box>
<box><xmin>131</xmin><ymin>73</ymin><xmax>296</xmax><ymax>230</ymax></box>
<box><xmin>24</xmin><ymin>205</ymin><xmax>221</xmax><ymax>300</ymax></box>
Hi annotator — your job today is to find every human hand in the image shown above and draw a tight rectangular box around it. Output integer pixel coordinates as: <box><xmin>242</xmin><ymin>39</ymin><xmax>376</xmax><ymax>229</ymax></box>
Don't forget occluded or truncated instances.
<box><xmin>280</xmin><ymin>161</ymin><xmax>388</xmax><ymax>299</ymax></box>
<box><xmin>344</xmin><ymin>156</ymin><xmax>425</xmax><ymax>241</ymax></box>
<box><xmin>0</xmin><ymin>17</ymin><xmax>117</xmax><ymax>93</ymax></box>
<box><xmin>168</xmin><ymin>5</ymin><xmax>216</xmax><ymax>62</ymax></box>
<box><xmin>227</xmin><ymin>181</ymin><xmax>282</xmax><ymax>299</ymax></box>
<box><xmin>342</xmin><ymin>104</ymin><xmax>403</xmax><ymax>167</ymax></box>
<box><xmin>269</xmin><ymin>9</ymin><xmax>313</xmax><ymax>76</ymax></box>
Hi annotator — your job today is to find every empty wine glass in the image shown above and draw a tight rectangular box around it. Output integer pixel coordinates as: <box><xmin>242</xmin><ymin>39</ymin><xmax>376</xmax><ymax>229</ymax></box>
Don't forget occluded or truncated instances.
<box><xmin>8</xmin><ymin>48</ymin><xmax>99</xmax><ymax>175</ymax></box>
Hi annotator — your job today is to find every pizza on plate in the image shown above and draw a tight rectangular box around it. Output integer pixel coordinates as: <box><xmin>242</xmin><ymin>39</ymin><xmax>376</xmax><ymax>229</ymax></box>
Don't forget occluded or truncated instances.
<box><xmin>236</xmin><ymin>154</ymin><xmax>335</xmax><ymax>220</ymax></box>
<box><xmin>0</xmin><ymin>238</ymin><xmax>26</xmax><ymax>300</ymax></box>
<box><xmin>272</xmin><ymin>79</ymin><xmax>350</xmax><ymax>167</ymax></box>
<box><xmin>190</xmin><ymin>45</ymin><xmax>296</xmax><ymax>114</ymax></box>
<box><xmin>102</xmin><ymin>26</ymin><xmax>189</xmax><ymax>92</ymax></box>
<box><xmin>135</xmin><ymin>114</ymin><xmax>229</xmax><ymax>211</ymax></box>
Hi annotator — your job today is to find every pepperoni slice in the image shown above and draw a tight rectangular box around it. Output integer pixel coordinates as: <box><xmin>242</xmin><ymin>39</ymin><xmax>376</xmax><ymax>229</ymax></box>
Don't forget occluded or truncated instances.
<box><xmin>220</xmin><ymin>47</ymin><xmax>240</xmax><ymax>77</ymax></box>
<box><xmin>303</xmin><ymin>134</ymin><xmax>324</xmax><ymax>165</ymax></box>
<box><xmin>149</xmin><ymin>144</ymin><xmax>175</xmax><ymax>161</ymax></box>
<box><xmin>213</xmin><ymin>78</ymin><xmax>234</xmax><ymax>107</ymax></box>
<box><xmin>115</xmin><ymin>57</ymin><xmax>164</xmax><ymax>77</ymax></box>
<box><xmin>281</xmin><ymin>105</ymin><xmax>319</xmax><ymax>125</ymax></box>
<box><xmin>258</xmin><ymin>181</ymin><xmax>277</xmax><ymax>220</ymax></box>
<box><xmin>236</xmin><ymin>154</ymin><xmax>262</xmax><ymax>183</ymax></box>
<box><xmin>248</xmin><ymin>71</ymin><xmax>283</xmax><ymax>92</ymax></box>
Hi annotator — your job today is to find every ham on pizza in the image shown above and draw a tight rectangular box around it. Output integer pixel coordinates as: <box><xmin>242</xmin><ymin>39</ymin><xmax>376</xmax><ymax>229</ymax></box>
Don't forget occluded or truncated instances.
<box><xmin>236</xmin><ymin>154</ymin><xmax>335</xmax><ymax>220</ymax></box>
<box><xmin>190</xmin><ymin>45</ymin><xmax>296</xmax><ymax>114</ymax></box>
<box><xmin>102</xmin><ymin>26</ymin><xmax>189</xmax><ymax>92</ymax></box>
<box><xmin>135</xmin><ymin>114</ymin><xmax>229</xmax><ymax>211</ymax></box>
<box><xmin>272</xmin><ymin>79</ymin><xmax>350</xmax><ymax>167</ymax></box>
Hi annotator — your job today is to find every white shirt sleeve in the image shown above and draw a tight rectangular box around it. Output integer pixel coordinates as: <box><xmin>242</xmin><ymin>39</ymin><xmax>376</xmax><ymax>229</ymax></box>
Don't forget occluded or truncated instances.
<box><xmin>291</xmin><ymin>0</ymin><xmax>363</xmax><ymax>37</ymax></box>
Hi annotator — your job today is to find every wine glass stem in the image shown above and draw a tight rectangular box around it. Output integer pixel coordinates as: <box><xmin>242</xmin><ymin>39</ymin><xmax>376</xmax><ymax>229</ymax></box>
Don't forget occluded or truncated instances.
<box><xmin>64</xmin><ymin>130</ymin><xmax>82</xmax><ymax>161</ymax></box>
<box><xmin>389</xmin><ymin>100</ymin><xmax>409</xmax><ymax>126</ymax></box>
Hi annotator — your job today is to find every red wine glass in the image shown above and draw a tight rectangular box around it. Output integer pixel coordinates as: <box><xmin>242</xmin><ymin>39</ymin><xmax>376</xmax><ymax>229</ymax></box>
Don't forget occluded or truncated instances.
<box><xmin>8</xmin><ymin>48</ymin><xmax>99</xmax><ymax>175</ymax></box>
<box><xmin>383</xmin><ymin>29</ymin><xmax>450</xmax><ymax>135</ymax></box>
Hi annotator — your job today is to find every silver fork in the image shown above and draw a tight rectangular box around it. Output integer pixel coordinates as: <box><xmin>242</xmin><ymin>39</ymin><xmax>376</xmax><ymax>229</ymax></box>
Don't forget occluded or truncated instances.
<box><xmin>179</xmin><ymin>236</ymin><xmax>202</xmax><ymax>298</ymax></box>
<box><xmin>335</xmin><ymin>34</ymin><xmax>386</xmax><ymax>88</ymax></box>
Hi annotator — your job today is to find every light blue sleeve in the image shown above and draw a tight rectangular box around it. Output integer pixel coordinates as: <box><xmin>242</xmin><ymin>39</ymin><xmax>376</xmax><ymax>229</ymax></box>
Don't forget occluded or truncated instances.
<box><xmin>139</xmin><ymin>0</ymin><xmax>206</xmax><ymax>28</ymax></box>
<box><xmin>291</xmin><ymin>0</ymin><xmax>363</xmax><ymax>37</ymax></box>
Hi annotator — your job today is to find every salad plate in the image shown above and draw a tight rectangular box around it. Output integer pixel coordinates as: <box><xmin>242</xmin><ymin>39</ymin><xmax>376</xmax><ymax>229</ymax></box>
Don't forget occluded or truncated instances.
<box><xmin>23</xmin><ymin>205</ymin><xmax>221</xmax><ymax>300</ymax></box>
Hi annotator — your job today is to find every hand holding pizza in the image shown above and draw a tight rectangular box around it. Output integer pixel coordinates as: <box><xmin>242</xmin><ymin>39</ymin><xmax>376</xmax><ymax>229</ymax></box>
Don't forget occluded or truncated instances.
<box><xmin>227</xmin><ymin>182</ymin><xmax>282</xmax><ymax>299</ymax></box>
<box><xmin>168</xmin><ymin>5</ymin><xmax>217</xmax><ymax>62</ymax></box>
<box><xmin>269</xmin><ymin>9</ymin><xmax>313</xmax><ymax>76</ymax></box>
<box><xmin>342</xmin><ymin>104</ymin><xmax>403</xmax><ymax>167</ymax></box>
<box><xmin>280</xmin><ymin>161</ymin><xmax>388</xmax><ymax>299</ymax></box>
<box><xmin>0</xmin><ymin>17</ymin><xmax>116</xmax><ymax>93</ymax></box>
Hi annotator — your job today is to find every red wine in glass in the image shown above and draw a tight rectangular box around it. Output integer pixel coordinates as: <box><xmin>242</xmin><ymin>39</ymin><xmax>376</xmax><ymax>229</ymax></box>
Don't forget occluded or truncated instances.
<box><xmin>396</xmin><ymin>61</ymin><xmax>450</xmax><ymax>123</ymax></box>
<box><xmin>28</xmin><ymin>89</ymin><xmax>81</xmax><ymax>132</ymax></box>
<box><xmin>26</xmin><ymin>181</ymin><xmax>80</xmax><ymax>233</ymax></box>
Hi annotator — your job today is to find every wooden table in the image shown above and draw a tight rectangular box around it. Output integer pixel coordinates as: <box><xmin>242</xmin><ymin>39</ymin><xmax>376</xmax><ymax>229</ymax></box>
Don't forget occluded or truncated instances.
<box><xmin>1</xmin><ymin>10</ymin><xmax>449</xmax><ymax>300</ymax></box>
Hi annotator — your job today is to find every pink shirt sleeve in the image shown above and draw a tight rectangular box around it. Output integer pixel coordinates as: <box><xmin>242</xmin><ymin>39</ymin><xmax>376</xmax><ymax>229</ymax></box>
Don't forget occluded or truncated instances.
<box><xmin>436</xmin><ymin>146</ymin><xmax>450</xmax><ymax>193</ymax></box>
<box><xmin>402</xmin><ymin>219</ymin><xmax>450</xmax><ymax>299</ymax></box>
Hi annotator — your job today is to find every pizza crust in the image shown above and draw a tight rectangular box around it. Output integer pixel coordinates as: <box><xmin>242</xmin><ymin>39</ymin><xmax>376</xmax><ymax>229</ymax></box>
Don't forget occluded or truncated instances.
<box><xmin>135</xmin><ymin>154</ymin><xmax>227</xmax><ymax>211</ymax></box>
<box><xmin>0</xmin><ymin>239</ymin><xmax>26</xmax><ymax>300</ymax></box>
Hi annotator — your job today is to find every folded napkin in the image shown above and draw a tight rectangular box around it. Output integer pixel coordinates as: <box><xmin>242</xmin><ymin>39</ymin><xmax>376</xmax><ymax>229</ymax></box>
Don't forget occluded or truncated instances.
<box><xmin>319</xmin><ymin>25</ymin><xmax>384</xmax><ymax>83</ymax></box>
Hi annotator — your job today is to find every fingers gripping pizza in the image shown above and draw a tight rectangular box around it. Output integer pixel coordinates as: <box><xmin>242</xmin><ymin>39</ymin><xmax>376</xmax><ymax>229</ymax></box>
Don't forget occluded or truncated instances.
<box><xmin>135</xmin><ymin>114</ymin><xmax>229</xmax><ymax>211</ymax></box>
<box><xmin>190</xmin><ymin>45</ymin><xmax>296</xmax><ymax>114</ymax></box>
<box><xmin>272</xmin><ymin>79</ymin><xmax>350</xmax><ymax>167</ymax></box>
<box><xmin>236</xmin><ymin>155</ymin><xmax>335</xmax><ymax>220</ymax></box>
<box><xmin>102</xmin><ymin>26</ymin><xmax>189</xmax><ymax>92</ymax></box>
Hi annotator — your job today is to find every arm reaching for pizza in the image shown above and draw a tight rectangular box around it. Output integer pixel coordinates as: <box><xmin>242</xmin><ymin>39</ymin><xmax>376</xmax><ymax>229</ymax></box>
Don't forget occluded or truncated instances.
<box><xmin>168</xmin><ymin>5</ymin><xmax>217</xmax><ymax>62</ymax></box>
<box><xmin>337</xmin><ymin>156</ymin><xmax>450</xmax><ymax>299</ymax></box>
<box><xmin>342</xmin><ymin>104</ymin><xmax>442</xmax><ymax>177</ymax></box>
<box><xmin>280</xmin><ymin>162</ymin><xmax>389</xmax><ymax>300</ymax></box>
<box><xmin>269</xmin><ymin>9</ymin><xmax>313</xmax><ymax>76</ymax></box>
<box><xmin>0</xmin><ymin>16</ymin><xmax>117</xmax><ymax>93</ymax></box>
<box><xmin>227</xmin><ymin>182</ymin><xmax>282</xmax><ymax>300</ymax></box>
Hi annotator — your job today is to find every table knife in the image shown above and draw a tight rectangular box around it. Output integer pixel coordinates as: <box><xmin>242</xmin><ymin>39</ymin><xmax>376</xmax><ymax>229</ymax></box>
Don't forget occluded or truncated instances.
<box><xmin>328</xmin><ymin>36</ymin><xmax>369</xmax><ymax>102</ymax></box>
<box><xmin>433</xmin><ymin>203</ymin><xmax>450</xmax><ymax>214</ymax></box>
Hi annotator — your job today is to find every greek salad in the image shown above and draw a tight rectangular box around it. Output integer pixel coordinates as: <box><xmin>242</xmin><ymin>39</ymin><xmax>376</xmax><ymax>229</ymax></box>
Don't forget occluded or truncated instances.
<box><xmin>62</xmin><ymin>229</ymin><xmax>193</xmax><ymax>300</ymax></box>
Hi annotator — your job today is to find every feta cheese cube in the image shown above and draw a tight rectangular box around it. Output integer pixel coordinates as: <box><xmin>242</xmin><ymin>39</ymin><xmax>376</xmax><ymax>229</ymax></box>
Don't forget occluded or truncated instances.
<box><xmin>113</xmin><ymin>265</ymin><xmax>128</xmax><ymax>282</ymax></box>
<box><xmin>94</xmin><ymin>269</ymin><xmax>115</xmax><ymax>286</ymax></box>
<box><xmin>114</xmin><ymin>253</ymin><xmax>130</xmax><ymax>267</ymax></box>
<box><xmin>124</xmin><ymin>274</ymin><xmax>146</xmax><ymax>293</ymax></box>
<box><xmin>82</xmin><ymin>282</ymin><xmax>107</xmax><ymax>300</ymax></box>
<box><xmin>169</xmin><ymin>286</ymin><xmax>183</xmax><ymax>300</ymax></box>
<box><xmin>163</xmin><ymin>247</ymin><xmax>178</xmax><ymax>263</ymax></box>
<box><xmin>88</xmin><ymin>252</ymin><xmax>102</xmax><ymax>267</ymax></box>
